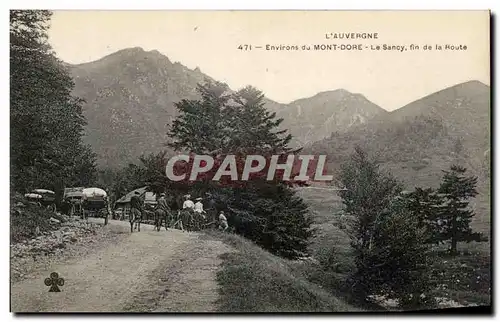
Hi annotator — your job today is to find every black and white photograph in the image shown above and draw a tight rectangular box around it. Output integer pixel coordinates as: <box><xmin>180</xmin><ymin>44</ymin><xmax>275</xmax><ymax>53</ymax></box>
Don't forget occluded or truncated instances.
<box><xmin>9</xmin><ymin>10</ymin><xmax>492</xmax><ymax>313</ymax></box>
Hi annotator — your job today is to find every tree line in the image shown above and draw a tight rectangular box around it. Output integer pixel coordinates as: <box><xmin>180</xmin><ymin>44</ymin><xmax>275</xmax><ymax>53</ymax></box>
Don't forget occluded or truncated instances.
<box><xmin>10</xmin><ymin>10</ymin><xmax>97</xmax><ymax>197</ymax></box>
<box><xmin>338</xmin><ymin>147</ymin><xmax>486</xmax><ymax>309</ymax></box>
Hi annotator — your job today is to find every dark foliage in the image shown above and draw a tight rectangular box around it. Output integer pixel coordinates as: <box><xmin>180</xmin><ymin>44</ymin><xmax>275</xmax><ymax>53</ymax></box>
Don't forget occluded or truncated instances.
<box><xmin>167</xmin><ymin>81</ymin><xmax>313</xmax><ymax>259</ymax></box>
<box><xmin>437</xmin><ymin>165</ymin><xmax>485</xmax><ymax>255</ymax></box>
<box><xmin>10</xmin><ymin>10</ymin><xmax>97</xmax><ymax>194</ymax></box>
<box><xmin>339</xmin><ymin>147</ymin><xmax>434</xmax><ymax>308</ymax></box>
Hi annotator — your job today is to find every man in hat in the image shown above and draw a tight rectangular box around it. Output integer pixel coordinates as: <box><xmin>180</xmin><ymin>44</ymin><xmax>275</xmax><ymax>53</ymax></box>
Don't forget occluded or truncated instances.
<box><xmin>130</xmin><ymin>191</ymin><xmax>143</xmax><ymax>233</ymax></box>
<box><xmin>193</xmin><ymin>197</ymin><xmax>206</xmax><ymax>230</ymax></box>
<box><xmin>182</xmin><ymin>194</ymin><xmax>194</xmax><ymax>209</ymax></box>
<box><xmin>194</xmin><ymin>197</ymin><xmax>205</xmax><ymax>217</ymax></box>
<box><xmin>180</xmin><ymin>194</ymin><xmax>195</xmax><ymax>231</ymax></box>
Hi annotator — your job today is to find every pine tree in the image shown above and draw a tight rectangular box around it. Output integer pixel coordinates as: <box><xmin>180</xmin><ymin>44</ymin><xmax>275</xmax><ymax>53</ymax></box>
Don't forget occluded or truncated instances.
<box><xmin>437</xmin><ymin>165</ymin><xmax>484</xmax><ymax>255</ymax></box>
<box><xmin>10</xmin><ymin>10</ymin><xmax>97</xmax><ymax>193</ymax></box>
<box><xmin>168</xmin><ymin>81</ymin><xmax>231</xmax><ymax>154</ymax></box>
<box><xmin>366</xmin><ymin>195</ymin><xmax>435</xmax><ymax>309</ymax></box>
<box><xmin>338</xmin><ymin>147</ymin><xmax>402</xmax><ymax>298</ymax></box>
<box><xmin>168</xmin><ymin>81</ymin><xmax>313</xmax><ymax>259</ymax></box>
<box><xmin>226</xmin><ymin>86</ymin><xmax>293</xmax><ymax>154</ymax></box>
<box><xmin>339</xmin><ymin>148</ymin><xmax>436</xmax><ymax>308</ymax></box>
<box><xmin>223</xmin><ymin>180</ymin><xmax>314</xmax><ymax>259</ymax></box>
<box><xmin>338</xmin><ymin>147</ymin><xmax>402</xmax><ymax>252</ymax></box>
<box><xmin>405</xmin><ymin>187</ymin><xmax>446</xmax><ymax>245</ymax></box>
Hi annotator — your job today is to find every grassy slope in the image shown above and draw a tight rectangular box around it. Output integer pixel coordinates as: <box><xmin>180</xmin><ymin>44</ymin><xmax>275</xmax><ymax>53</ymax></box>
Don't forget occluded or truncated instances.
<box><xmin>296</xmin><ymin>187</ymin><xmax>491</xmax><ymax>307</ymax></box>
<box><xmin>206</xmin><ymin>231</ymin><xmax>361</xmax><ymax>312</ymax></box>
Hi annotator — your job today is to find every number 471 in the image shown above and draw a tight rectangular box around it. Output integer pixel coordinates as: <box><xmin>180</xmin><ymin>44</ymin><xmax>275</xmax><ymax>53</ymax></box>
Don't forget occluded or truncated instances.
<box><xmin>238</xmin><ymin>45</ymin><xmax>252</xmax><ymax>50</ymax></box>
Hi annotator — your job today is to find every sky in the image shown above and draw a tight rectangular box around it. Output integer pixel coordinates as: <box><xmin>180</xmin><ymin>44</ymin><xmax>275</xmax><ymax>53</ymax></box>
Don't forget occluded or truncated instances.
<box><xmin>48</xmin><ymin>10</ymin><xmax>490</xmax><ymax>111</ymax></box>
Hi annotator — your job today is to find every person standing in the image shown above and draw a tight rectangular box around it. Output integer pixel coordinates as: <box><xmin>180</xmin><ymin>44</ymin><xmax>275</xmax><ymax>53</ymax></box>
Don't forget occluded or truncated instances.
<box><xmin>193</xmin><ymin>197</ymin><xmax>206</xmax><ymax>231</ymax></box>
<box><xmin>206</xmin><ymin>192</ymin><xmax>218</xmax><ymax>223</ymax></box>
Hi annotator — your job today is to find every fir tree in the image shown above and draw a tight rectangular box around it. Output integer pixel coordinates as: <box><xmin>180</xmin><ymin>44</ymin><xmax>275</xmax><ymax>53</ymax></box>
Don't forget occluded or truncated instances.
<box><xmin>226</xmin><ymin>86</ymin><xmax>293</xmax><ymax>154</ymax></box>
<box><xmin>339</xmin><ymin>148</ymin><xmax>435</xmax><ymax>308</ymax></box>
<box><xmin>365</xmin><ymin>195</ymin><xmax>435</xmax><ymax>309</ymax></box>
<box><xmin>405</xmin><ymin>187</ymin><xmax>446</xmax><ymax>245</ymax></box>
<box><xmin>338</xmin><ymin>146</ymin><xmax>402</xmax><ymax>252</ymax></box>
<box><xmin>338</xmin><ymin>147</ymin><xmax>402</xmax><ymax>298</ymax></box>
<box><xmin>437</xmin><ymin>165</ymin><xmax>484</xmax><ymax>255</ymax></box>
<box><xmin>10</xmin><ymin>10</ymin><xmax>97</xmax><ymax>193</ymax></box>
<box><xmin>168</xmin><ymin>81</ymin><xmax>313</xmax><ymax>259</ymax></box>
<box><xmin>168</xmin><ymin>81</ymin><xmax>231</xmax><ymax>154</ymax></box>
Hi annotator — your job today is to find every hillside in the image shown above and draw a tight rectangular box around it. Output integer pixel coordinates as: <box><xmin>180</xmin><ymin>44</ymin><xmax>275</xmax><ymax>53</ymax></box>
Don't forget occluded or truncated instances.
<box><xmin>372</xmin><ymin>80</ymin><xmax>490</xmax><ymax>161</ymax></box>
<box><xmin>271</xmin><ymin>90</ymin><xmax>388</xmax><ymax>147</ymax></box>
<box><xmin>70</xmin><ymin>47</ymin><xmax>214</xmax><ymax>168</ymax></box>
<box><xmin>207</xmin><ymin>231</ymin><xmax>360</xmax><ymax>312</ymax></box>
<box><xmin>69</xmin><ymin>47</ymin><xmax>387</xmax><ymax>167</ymax></box>
<box><xmin>307</xmin><ymin>81</ymin><xmax>491</xmax><ymax>231</ymax></box>
<box><xmin>309</xmin><ymin>81</ymin><xmax>490</xmax><ymax>182</ymax></box>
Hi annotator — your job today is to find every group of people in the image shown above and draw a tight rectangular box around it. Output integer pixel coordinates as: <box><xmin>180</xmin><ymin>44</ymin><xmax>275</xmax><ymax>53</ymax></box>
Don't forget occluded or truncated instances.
<box><xmin>181</xmin><ymin>194</ymin><xmax>229</xmax><ymax>232</ymax></box>
<box><xmin>128</xmin><ymin>191</ymin><xmax>229</xmax><ymax>233</ymax></box>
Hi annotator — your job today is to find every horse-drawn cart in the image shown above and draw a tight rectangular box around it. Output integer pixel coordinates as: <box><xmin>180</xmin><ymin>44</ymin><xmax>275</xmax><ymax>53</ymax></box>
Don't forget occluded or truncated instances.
<box><xmin>81</xmin><ymin>187</ymin><xmax>110</xmax><ymax>225</ymax></box>
<box><xmin>63</xmin><ymin>187</ymin><xmax>109</xmax><ymax>225</ymax></box>
<box><xmin>63</xmin><ymin>187</ymin><xmax>85</xmax><ymax>217</ymax></box>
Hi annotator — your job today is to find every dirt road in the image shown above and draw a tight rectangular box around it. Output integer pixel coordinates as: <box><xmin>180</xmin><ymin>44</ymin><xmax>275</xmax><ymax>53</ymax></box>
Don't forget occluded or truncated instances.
<box><xmin>10</xmin><ymin>219</ymin><xmax>233</xmax><ymax>312</ymax></box>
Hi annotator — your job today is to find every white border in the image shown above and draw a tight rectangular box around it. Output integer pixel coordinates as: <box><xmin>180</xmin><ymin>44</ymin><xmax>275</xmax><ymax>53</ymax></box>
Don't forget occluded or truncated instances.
<box><xmin>2</xmin><ymin>0</ymin><xmax>499</xmax><ymax>10</ymax></box>
<box><xmin>2</xmin><ymin>1</ymin><xmax>497</xmax><ymax>322</ymax></box>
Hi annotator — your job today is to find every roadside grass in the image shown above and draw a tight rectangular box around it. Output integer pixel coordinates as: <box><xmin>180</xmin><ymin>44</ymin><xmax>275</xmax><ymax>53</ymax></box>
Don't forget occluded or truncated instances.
<box><xmin>206</xmin><ymin>230</ymin><xmax>362</xmax><ymax>312</ymax></box>
<box><xmin>427</xmin><ymin>248</ymin><xmax>491</xmax><ymax>306</ymax></box>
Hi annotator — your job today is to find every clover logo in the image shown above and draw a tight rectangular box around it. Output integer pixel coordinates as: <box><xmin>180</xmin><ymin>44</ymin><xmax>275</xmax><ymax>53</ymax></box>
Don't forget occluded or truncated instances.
<box><xmin>44</xmin><ymin>272</ymin><xmax>64</xmax><ymax>292</ymax></box>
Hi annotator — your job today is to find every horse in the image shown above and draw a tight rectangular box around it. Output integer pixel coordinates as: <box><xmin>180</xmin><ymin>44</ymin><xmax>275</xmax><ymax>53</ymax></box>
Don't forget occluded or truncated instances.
<box><xmin>162</xmin><ymin>193</ymin><xmax>184</xmax><ymax>230</ymax></box>
<box><xmin>154</xmin><ymin>208</ymin><xmax>171</xmax><ymax>232</ymax></box>
<box><xmin>129</xmin><ymin>207</ymin><xmax>142</xmax><ymax>233</ymax></box>
<box><xmin>180</xmin><ymin>209</ymin><xmax>195</xmax><ymax>231</ymax></box>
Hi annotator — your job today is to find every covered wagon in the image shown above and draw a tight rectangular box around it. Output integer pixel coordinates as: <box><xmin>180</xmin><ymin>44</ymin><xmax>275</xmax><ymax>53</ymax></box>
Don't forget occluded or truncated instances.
<box><xmin>81</xmin><ymin>187</ymin><xmax>110</xmax><ymax>224</ymax></box>
<box><xmin>63</xmin><ymin>187</ymin><xmax>85</xmax><ymax>216</ymax></box>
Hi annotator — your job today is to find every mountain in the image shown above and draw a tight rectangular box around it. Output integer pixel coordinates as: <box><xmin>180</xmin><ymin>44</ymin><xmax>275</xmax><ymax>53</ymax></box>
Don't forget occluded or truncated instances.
<box><xmin>385</xmin><ymin>80</ymin><xmax>490</xmax><ymax>158</ymax></box>
<box><xmin>70</xmin><ymin>47</ymin><xmax>214</xmax><ymax>168</ymax></box>
<box><xmin>70</xmin><ymin>47</ymin><xmax>386</xmax><ymax>167</ymax></box>
<box><xmin>309</xmin><ymin>81</ymin><xmax>490</xmax><ymax>181</ymax></box>
<box><xmin>307</xmin><ymin>81</ymin><xmax>491</xmax><ymax>232</ymax></box>
<box><xmin>69</xmin><ymin>47</ymin><xmax>490</xmax><ymax>191</ymax></box>
<box><xmin>270</xmin><ymin>90</ymin><xmax>387</xmax><ymax>146</ymax></box>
